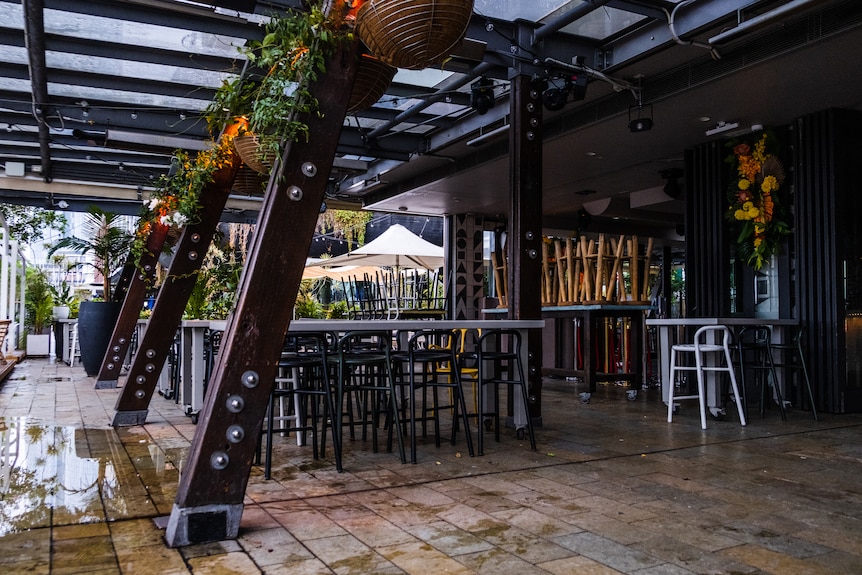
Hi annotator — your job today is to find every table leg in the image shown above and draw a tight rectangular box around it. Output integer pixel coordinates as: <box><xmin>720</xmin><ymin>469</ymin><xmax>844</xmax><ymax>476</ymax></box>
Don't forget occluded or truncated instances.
<box><xmin>658</xmin><ymin>325</ymin><xmax>672</xmax><ymax>404</ymax></box>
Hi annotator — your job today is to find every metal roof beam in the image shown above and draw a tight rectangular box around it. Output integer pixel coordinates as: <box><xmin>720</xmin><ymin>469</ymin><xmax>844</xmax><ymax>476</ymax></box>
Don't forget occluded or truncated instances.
<box><xmin>22</xmin><ymin>0</ymin><xmax>52</xmax><ymax>182</ymax></box>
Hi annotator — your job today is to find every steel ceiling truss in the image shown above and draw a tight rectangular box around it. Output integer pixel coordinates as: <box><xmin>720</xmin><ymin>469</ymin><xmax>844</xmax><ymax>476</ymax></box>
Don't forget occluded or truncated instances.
<box><xmin>1</xmin><ymin>0</ymin><xmax>777</xmax><ymax>215</ymax></box>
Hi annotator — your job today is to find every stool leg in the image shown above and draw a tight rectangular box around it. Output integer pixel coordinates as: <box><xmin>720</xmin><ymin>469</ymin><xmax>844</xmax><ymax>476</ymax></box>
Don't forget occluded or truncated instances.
<box><xmin>477</xmin><ymin>361</ymin><xmax>486</xmax><ymax>456</ymax></box>
<box><xmin>515</xmin><ymin>355</ymin><xmax>537</xmax><ymax>451</ymax></box>
<box><xmin>667</xmin><ymin>350</ymin><xmax>678</xmax><ymax>423</ymax></box>
<box><xmin>453</xmin><ymin>370</ymin><xmax>475</xmax><ymax>457</ymax></box>
<box><xmin>695</xmin><ymin>352</ymin><xmax>707</xmax><ymax>430</ymax></box>
<box><xmin>724</xmin><ymin>346</ymin><xmax>747</xmax><ymax>426</ymax></box>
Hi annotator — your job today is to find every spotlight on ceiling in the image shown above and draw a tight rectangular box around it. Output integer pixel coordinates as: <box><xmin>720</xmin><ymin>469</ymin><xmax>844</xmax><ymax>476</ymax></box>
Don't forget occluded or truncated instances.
<box><xmin>660</xmin><ymin>168</ymin><xmax>683</xmax><ymax>199</ymax></box>
<box><xmin>628</xmin><ymin>103</ymin><xmax>653</xmax><ymax>133</ymax></box>
<box><xmin>470</xmin><ymin>76</ymin><xmax>495</xmax><ymax>115</ymax></box>
<box><xmin>543</xmin><ymin>73</ymin><xmax>588</xmax><ymax>112</ymax></box>
<box><xmin>543</xmin><ymin>86</ymin><xmax>568</xmax><ymax>111</ymax></box>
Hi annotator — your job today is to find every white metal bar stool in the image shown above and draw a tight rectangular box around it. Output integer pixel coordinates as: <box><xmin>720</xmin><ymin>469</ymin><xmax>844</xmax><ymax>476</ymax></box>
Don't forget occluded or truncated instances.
<box><xmin>667</xmin><ymin>325</ymin><xmax>747</xmax><ymax>429</ymax></box>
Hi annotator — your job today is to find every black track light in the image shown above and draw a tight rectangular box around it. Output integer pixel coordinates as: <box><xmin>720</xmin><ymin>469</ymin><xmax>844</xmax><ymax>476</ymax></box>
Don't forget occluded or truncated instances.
<box><xmin>470</xmin><ymin>77</ymin><xmax>494</xmax><ymax>115</ymax></box>
<box><xmin>543</xmin><ymin>73</ymin><xmax>589</xmax><ymax>112</ymax></box>
<box><xmin>628</xmin><ymin>103</ymin><xmax>653</xmax><ymax>133</ymax></box>
<box><xmin>543</xmin><ymin>87</ymin><xmax>568</xmax><ymax>111</ymax></box>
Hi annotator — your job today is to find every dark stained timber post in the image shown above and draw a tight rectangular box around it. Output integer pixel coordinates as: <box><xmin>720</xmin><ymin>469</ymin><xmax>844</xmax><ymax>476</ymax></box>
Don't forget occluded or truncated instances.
<box><xmin>508</xmin><ymin>74</ymin><xmax>543</xmax><ymax>423</ymax></box>
<box><xmin>165</xmin><ymin>39</ymin><xmax>360</xmax><ymax>547</ymax></box>
<box><xmin>95</xmin><ymin>224</ymin><xmax>169</xmax><ymax>389</ymax></box>
<box><xmin>111</xmin><ymin>155</ymin><xmax>241</xmax><ymax>426</ymax></box>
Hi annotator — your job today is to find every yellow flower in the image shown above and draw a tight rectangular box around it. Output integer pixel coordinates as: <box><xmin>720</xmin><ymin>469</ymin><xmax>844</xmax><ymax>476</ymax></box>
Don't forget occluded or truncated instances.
<box><xmin>753</xmin><ymin>134</ymin><xmax>767</xmax><ymax>164</ymax></box>
<box><xmin>734</xmin><ymin>209</ymin><xmax>747</xmax><ymax>220</ymax></box>
<box><xmin>738</xmin><ymin>179</ymin><xmax>751</xmax><ymax>190</ymax></box>
<box><xmin>761</xmin><ymin>175</ymin><xmax>778</xmax><ymax>193</ymax></box>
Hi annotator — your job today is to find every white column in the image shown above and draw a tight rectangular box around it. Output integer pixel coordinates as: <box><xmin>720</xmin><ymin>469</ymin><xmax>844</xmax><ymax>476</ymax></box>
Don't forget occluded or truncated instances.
<box><xmin>0</xmin><ymin>228</ymin><xmax>8</xmax><ymax>320</ymax></box>
<box><xmin>7</xmin><ymin>239</ymin><xmax>18</xmax><ymax>322</ymax></box>
<box><xmin>18</xmin><ymin>256</ymin><xmax>26</xmax><ymax>350</ymax></box>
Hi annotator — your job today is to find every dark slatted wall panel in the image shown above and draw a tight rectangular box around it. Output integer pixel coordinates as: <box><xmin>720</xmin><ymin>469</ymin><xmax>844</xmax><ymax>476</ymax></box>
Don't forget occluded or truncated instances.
<box><xmin>794</xmin><ymin>112</ymin><xmax>838</xmax><ymax>412</ymax></box>
<box><xmin>794</xmin><ymin>109</ymin><xmax>862</xmax><ymax>413</ymax></box>
<box><xmin>685</xmin><ymin>142</ymin><xmax>731</xmax><ymax>318</ymax></box>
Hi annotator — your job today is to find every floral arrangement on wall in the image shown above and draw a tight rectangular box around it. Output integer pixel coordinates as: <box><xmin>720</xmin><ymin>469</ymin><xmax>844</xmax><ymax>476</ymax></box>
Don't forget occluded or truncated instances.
<box><xmin>725</xmin><ymin>130</ymin><xmax>790</xmax><ymax>269</ymax></box>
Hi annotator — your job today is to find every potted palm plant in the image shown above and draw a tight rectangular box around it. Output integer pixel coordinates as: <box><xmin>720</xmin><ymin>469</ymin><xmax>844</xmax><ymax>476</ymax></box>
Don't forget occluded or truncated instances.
<box><xmin>50</xmin><ymin>281</ymin><xmax>74</xmax><ymax>320</ymax></box>
<box><xmin>48</xmin><ymin>206</ymin><xmax>135</xmax><ymax>376</ymax></box>
<box><xmin>24</xmin><ymin>267</ymin><xmax>54</xmax><ymax>356</ymax></box>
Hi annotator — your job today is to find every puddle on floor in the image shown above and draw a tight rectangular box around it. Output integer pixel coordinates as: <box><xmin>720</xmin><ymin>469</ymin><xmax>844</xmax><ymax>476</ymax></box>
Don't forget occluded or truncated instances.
<box><xmin>0</xmin><ymin>417</ymin><xmax>184</xmax><ymax>535</ymax></box>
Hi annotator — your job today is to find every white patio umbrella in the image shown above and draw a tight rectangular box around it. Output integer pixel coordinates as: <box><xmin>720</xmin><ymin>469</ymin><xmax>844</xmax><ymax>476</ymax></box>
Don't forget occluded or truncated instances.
<box><xmin>316</xmin><ymin>224</ymin><xmax>444</xmax><ymax>270</ymax></box>
<box><xmin>302</xmin><ymin>264</ymin><xmax>381</xmax><ymax>281</ymax></box>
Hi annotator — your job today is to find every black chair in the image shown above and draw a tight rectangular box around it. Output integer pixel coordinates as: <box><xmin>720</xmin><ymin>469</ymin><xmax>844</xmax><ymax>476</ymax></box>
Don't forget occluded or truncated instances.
<box><xmin>392</xmin><ymin>329</ymin><xmax>474</xmax><ymax>463</ymax></box>
<box><xmin>257</xmin><ymin>332</ymin><xmax>341</xmax><ymax>478</ymax></box>
<box><xmin>736</xmin><ymin>325</ymin><xmax>786</xmax><ymax>421</ymax></box>
<box><xmin>332</xmin><ymin>331</ymin><xmax>406</xmax><ymax>464</ymax></box>
<box><xmin>461</xmin><ymin>329</ymin><xmax>537</xmax><ymax>456</ymax></box>
<box><xmin>763</xmin><ymin>325</ymin><xmax>818</xmax><ymax>421</ymax></box>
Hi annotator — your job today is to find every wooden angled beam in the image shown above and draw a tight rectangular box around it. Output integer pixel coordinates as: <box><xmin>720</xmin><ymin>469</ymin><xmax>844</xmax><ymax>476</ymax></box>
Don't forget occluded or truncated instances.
<box><xmin>165</xmin><ymin>38</ymin><xmax>360</xmax><ymax>547</ymax></box>
<box><xmin>95</xmin><ymin>223</ymin><xmax>170</xmax><ymax>389</ymax></box>
<box><xmin>111</xmin><ymin>152</ymin><xmax>241</xmax><ymax>426</ymax></box>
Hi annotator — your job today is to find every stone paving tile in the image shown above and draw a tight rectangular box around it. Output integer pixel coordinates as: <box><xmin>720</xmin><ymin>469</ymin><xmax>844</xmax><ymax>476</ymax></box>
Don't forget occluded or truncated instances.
<box><xmin>301</xmin><ymin>534</ymin><xmax>405</xmax><ymax>574</ymax></box>
<box><xmin>551</xmin><ymin>531</ymin><xmax>665</xmax><ymax>572</ymax></box>
<box><xmin>2</xmin><ymin>359</ymin><xmax>862</xmax><ymax>575</ymax></box>
<box><xmin>402</xmin><ymin>520</ymin><xmax>494</xmax><ymax>556</ymax></box>
<box><xmin>720</xmin><ymin>543</ymin><xmax>843</xmax><ymax>575</ymax></box>
<box><xmin>378</xmin><ymin>539</ymin><xmax>476</xmax><ymax>574</ymax></box>
<box><xmin>236</xmin><ymin>526</ymin><xmax>315</xmax><ymax>567</ymax></box>
<box><xmin>115</xmin><ymin>543</ymin><xmax>188</xmax><ymax>575</ymax></box>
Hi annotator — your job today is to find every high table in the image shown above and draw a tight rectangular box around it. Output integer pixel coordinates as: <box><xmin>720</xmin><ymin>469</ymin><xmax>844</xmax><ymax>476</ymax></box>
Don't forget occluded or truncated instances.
<box><xmin>486</xmin><ymin>304</ymin><xmax>652</xmax><ymax>399</ymax></box>
<box><xmin>646</xmin><ymin>317</ymin><xmax>798</xmax><ymax>412</ymax></box>
<box><xmin>178</xmin><ymin>318</ymin><xmax>545</xmax><ymax>424</ymax></box>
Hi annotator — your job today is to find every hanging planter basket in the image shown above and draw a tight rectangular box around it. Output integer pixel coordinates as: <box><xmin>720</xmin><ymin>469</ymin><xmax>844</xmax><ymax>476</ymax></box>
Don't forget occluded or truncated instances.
<box><xmin>355</xmin><ymin>0</ymin><xmax>474</xmax><ymax>70</ymax></box>
<box><xmin>233</xmin><ymin>165</ymin><xmax>269</xmax><ymax>196</ymax></box>
<box><xmin>233</xmin><ymin>134</ymin><xmax>276</xmax><ymax>175</ymax></box>
<box><xmin>348</xmin><ymin>54</ymin><xmax>397</xmax><ymax>113</ymax></box>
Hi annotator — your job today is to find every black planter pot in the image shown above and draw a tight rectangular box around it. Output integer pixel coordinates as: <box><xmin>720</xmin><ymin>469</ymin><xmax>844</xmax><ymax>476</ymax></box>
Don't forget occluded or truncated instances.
<box><xmin>77</xmin><ymin>300</ymin><xmax>122</xmax><ymax>377</ymax></box>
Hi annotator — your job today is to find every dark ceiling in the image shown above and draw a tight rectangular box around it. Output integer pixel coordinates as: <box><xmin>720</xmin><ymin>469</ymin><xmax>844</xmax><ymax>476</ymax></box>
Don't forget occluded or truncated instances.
<box><xmin>1</xmin><ymin>0</ymin><xmax>861</xmax><ymax>242</ymax></box>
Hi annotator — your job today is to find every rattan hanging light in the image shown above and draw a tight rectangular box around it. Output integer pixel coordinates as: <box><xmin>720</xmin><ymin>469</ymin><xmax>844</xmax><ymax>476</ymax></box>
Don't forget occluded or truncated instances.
<box><xmin>348</xmin><ymin>53</ymin><xmax>397</xmax><ymax>113</ymax></box>
<box><xmin>355</xmin><ymin>0</ymin><xmax>474</xmax><ymax>70</ymax></box>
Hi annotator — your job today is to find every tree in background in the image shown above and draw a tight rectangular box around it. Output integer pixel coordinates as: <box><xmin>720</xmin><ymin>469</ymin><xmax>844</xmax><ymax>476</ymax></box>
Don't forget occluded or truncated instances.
<box><xmin>0</xmin><ymin>204</ymin><xmax>66</xmax><ymax>245</ymax></box>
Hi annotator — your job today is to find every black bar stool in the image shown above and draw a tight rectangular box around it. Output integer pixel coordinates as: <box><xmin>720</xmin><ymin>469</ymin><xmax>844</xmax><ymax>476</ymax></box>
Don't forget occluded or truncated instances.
<box><xmin>392</xmin><ymin>329</ymin><xmax>475</xmax><ymax>463</ymax></box>
<box><xmin>736</xmin><ymin>325</ymin><xmax>787</xmax><ymax>421</ymax></box>
<box><xmin>332</xmin><ymin>331</ymin><xmax>406</xmax><ymax>464</ymax></box>
<box><xmin>462</xmin><ymin>329</ymin><xmax>537</xmax><ymax>456</ymax></box>
<box><xmin>757</xmin><ymin>325</ymin><xmax>818</xmax><ymax>420</ymax></box>
<box><xmin>257</xmin><ymin>332</ymin><xmax>341</xmax><ymax>478</ymax></box>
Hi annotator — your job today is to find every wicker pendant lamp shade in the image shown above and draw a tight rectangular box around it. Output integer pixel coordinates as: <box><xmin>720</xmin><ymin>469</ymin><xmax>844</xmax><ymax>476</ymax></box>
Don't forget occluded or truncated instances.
<box><xmin>232</xmin><ymin>165</ymin><xmax>268</xmax><ymax>196</ymax></box>
<box><xmin>233</xmin><ymin>134</ymin><xmax>277</xmax><ymax>175</ymax></box>
<box><xmin>355</xmin><ymin>0</ymin><xmax>474</xmax><ymax>70</ymax></box>
<box><xmin>348</xmin><ymin>54</ymin><xmax>397</xmax><ymax>113</ymax></box>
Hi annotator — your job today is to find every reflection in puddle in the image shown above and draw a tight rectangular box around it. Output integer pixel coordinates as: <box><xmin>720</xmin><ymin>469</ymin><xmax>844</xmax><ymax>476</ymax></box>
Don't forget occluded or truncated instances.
<box><xmin>0</xmin><ymin>418</ymin><xmax>108</xmax><ymax>534</ymax></box>
<box><xmin>0</xmin><ymin>417</ymin><xmax>185</xmax><ymax>535</ymax></box>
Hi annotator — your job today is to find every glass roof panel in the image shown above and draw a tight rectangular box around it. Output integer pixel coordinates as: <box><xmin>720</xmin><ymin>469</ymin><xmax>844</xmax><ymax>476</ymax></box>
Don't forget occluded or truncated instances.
<box><xmin>559</xmin><ymin>6</ymin><xmax>647</xmax><ymax>39</ymax></box>
<box><xmin>473</xmin><ymin>0</ymin><xmax>580</xmax><ymax>23</ymax></box>
<box><xmin>42</xmin><ymin>8</ymin><xmax>247</xmax><ymax>58</ymax></box>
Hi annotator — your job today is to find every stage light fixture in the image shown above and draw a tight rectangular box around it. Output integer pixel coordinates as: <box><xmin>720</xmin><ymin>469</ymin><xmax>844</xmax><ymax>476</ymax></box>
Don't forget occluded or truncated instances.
<box><xmin>470</xmin><ymin>77</ymin><xmax>495</xmax><ymax>115</ymax></box>
<box><xmin>543</xmin><ymin>86</ymin><xmax>568</xmax><ymax>111</ymax></box>
<box><xmin>628</xmin><ymin>103</ymin><xmax>653</xmax><ymax>133</ymax></box>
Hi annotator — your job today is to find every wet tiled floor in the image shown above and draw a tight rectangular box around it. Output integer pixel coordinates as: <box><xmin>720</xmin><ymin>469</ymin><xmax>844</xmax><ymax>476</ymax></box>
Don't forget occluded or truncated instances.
<box><xmin>1</xmin><ymin>357</ymin><xmax>861</xmax><ymax>574</ymax></box>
